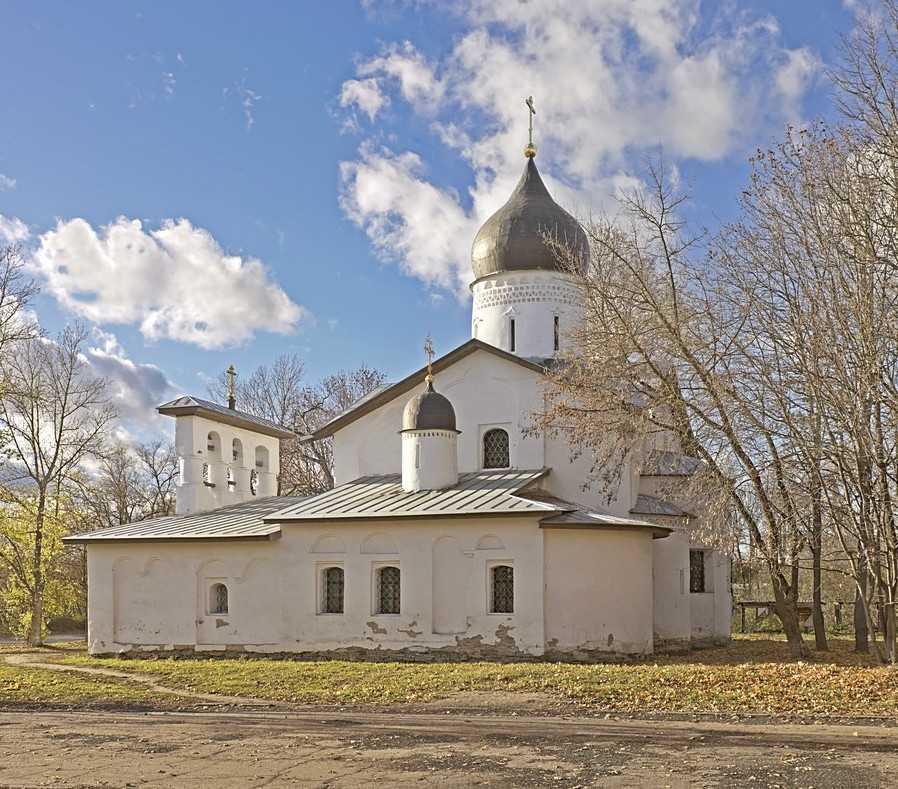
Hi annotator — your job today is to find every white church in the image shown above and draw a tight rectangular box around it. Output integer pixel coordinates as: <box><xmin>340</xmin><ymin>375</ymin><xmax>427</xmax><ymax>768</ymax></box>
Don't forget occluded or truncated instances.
<box><xmin>67</xmin><ymin>140</ymin><xmax>731</xmax><ymax>658</ymax></box>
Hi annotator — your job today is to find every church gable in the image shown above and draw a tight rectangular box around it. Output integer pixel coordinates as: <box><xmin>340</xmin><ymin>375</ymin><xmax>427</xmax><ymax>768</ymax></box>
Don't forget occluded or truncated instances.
<box><xmin>328</xmin><ymin>343</ymin><xmax>549</xmax><ymax>485</ymax></box>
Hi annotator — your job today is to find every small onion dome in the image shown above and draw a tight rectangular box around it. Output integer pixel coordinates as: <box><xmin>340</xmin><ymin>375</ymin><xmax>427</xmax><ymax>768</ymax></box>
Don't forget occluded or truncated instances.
<box><xmin>471</xmin><ymin>157</ymin><xmax>588</xmax><ymax>281</ymax></box>
<box><xmin>401</xmin><ymin>379</ymin><xmax>459</xmax><ymax>433</ymax></box>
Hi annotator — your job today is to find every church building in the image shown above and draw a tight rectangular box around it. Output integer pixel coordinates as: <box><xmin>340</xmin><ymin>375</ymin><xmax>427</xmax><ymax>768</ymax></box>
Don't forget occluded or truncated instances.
<box><xmin>67</xmin><ymin>134</ymin><xmax>731</xmax><ymax>658</ymax></box>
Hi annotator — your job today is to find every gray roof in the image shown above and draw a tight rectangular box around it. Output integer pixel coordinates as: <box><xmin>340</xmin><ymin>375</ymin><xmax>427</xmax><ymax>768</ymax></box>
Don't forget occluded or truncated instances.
<box><xmin>402</xmin><ymin>380</ymin><xmax>458</xmax><ymax>433</ymax></box>
<box><xmin>539</xmin><ymin>508</ymin><xmax>671</xmax><ymax>538</ymax></box>
<box><xmin>63</xmin><ymin>497</ymin><xmax>289</xmax><ymax>543</ymax></box>
<box><xmin>157</xmin><ymin>396</ymin><xmax>295</xmax><ymax>439</ymax></box>
<box><xmin>517</xmin><ymin>491</ymin><xmax>672</xmax><ymax>538</ymax></box>
<box><xmin>630</xmin><ymin>494</ymin><xmax>692</xmax><ymax>518</ymax></box>
<box><xmin>267</xmin><ymin>469</ymin><xmax>556</xmax><ymax>521</ymax></box>
<box><xmin>641</xmin><ymin>450</ymin><xmax>701</xmax><ymax>477</ymax></box>
<box><xmin>471</xmin><ymin>157</ymin><xmax>588</xmax><ymax>281</ymax></box>
<box><xmin>308</xmin><ymin>340</ymin><xmax>550</xmax><ymax>441</ymax></box>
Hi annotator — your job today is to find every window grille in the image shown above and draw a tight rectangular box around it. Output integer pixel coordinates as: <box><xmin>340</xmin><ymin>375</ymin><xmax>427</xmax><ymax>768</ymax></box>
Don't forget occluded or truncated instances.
<box><xmin>491</xmin><ymin>565</ymin><xmax>514</xmax><ymax>613</ymax></box>
<box><xmin>377</xmin><ymin>566</ymin><xmax>401</xmax><ymax>614</ymax></box>
<box><xmin>553</xmin><ymin>315</ymin><xmax>560</xmax><ymax>351</ymax></box>
<box><xmin>689</xmin><ymin>550</ymin><xmax>706</xmax><ymax>593</ymax></box>
<box><xmin>209</xmin><ymin>583</ymin><xmax>228</xmax><ymax>615</ymax></box>
<box><xmin>323</xmin><ymin>567</ymin><xmax>344</xmax><ymax>614</ymax></box>
<box><xmin>250</xmin><ymin>469</ymin><xmax>258</xmax><ymax>496</ymax></box>
<box><xmin>483</xmin><ymin>428</ymin><xmax>510</xmax><ymax>469</ymax></box>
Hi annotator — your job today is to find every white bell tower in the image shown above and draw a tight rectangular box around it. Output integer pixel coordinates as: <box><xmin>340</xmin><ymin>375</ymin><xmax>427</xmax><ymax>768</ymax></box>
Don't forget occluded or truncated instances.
<box><xmin>158</xmin><ymin>367</ymin><xmax>295</xmax><ymax>515</ymax></box>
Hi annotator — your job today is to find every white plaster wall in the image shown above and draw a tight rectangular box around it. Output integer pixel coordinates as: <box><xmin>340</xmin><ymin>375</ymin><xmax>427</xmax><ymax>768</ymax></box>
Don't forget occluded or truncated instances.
<box><xmin>651</xmin><ymin>529</ymin><xmax>691</xmax><ymax>642</ymax></box>
<box><xmin>175</xmin><ymin>414</ymin><xmax>280</xmax><ymax>514</ymax></box>
<box><xmin>689</xmin><ymin>549</ymin><xmax>731</xmax><ymax>640</ymax></box>
<box><xmin>86</xmin><ymin>516</ymin><xmax>553</xmax><ymax>656</ymax></box>
<box><xmin>332</xmin><ymin>348</ymin><xmax>638</xmax><ymax>514</ymax></box>
<box><xmin>543</xmin><ymin>527</ymin><xmax>655</xmax><ymax>654</ymax></box>
<box><xmin>401</xmin><ymin>430</ymin><xmax>458</xmax><ymax>491</ymax></box>
<box><xmin>333</xmin><ymin>350</ymin><xmax>547</xmax><ymax>484</ymax></box>
<box><xmin>471</xmin><ymin>270</ymin><xmax>583</xmax><ymax>359</ymax></box>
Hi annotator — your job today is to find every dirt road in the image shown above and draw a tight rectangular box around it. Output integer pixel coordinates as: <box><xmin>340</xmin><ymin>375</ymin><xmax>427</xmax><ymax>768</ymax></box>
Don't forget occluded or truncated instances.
<box><xmin>1</xmin><ymin>707</ymin><xmax>896</xmax><ymax>788</ymax></box>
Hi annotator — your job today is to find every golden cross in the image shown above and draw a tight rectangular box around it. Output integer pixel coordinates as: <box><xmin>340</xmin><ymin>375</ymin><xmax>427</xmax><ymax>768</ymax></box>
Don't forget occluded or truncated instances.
<box><xmin>525</xmin><ymin>96</ymin><xmax>536</xmax><ymax>146</ymax></box>
<box><xmin>424</xmin><ymin>335</ymin><xmax>435</xmax><ymax>381</ymax></box>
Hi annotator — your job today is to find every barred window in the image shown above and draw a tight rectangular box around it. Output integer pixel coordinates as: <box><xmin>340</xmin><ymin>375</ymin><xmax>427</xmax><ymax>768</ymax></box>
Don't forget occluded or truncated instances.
<box><xmin>491</xmin><ymin>565</ymin><xmax>514</xmax><ymax>613</ymax></box>
<box><xmin>209</xmin><ymin>583</ymin><xmax>228</xmax><ymax>615</ymax></box>
<box><xmin>322</xmin><ymin>567</ymin><xmax>344</xmax><ymax>614</ymax></box>
<box><xmin>483</xmin><ymin>428</ymin><xmax>510</xmax><ymax>469</ymax></box>
<box><xmin>377</xmin><ymin>566</ymin><xmax>401</xmax><ymax>615</ymax></box>
<box><xmin>689</xmin><ymin>550</ymin><xmax>706</xmax><ymax>593</ymax></box>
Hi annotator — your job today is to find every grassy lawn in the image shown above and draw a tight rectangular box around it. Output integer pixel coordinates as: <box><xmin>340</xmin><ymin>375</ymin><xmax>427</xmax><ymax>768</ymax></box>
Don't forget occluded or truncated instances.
<box><xmin>2</xmin><ymin>636</ymin><xmax>896</xmax><ymax>716</ymax></box>
<box><xmin>13</xmin><ymin>635</ymin><xmax>885</xmax><ymax>717</ymax></box>
<box><xmin>0</xmin><ymin>662</ymin><xmax>156</xmax><ymax>707</ymax></box>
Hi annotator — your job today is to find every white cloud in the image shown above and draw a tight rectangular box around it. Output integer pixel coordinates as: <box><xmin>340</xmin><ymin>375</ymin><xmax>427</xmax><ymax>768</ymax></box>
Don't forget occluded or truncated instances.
<box><xmin>357</xmin><ymin>42</ymin><xmax>444</xmax><ymax>111</ymax></box>
<box><xmin>340</xmin><ymin>78</ymin><xmax>389</xmax><ymax>121</ymax></box>
<box><xmin>0</xmin><ymin>215</ymin><xmax>29</xmax><ymax>243</ymax></box>
<box><xmin>775</xmin><ymin>47</ymin><xmax>821</xmax><ymax>110</ymax></box>
<box><xmin>339</xmin><ymin>0</ymin><xmax>819</xmax><ymax>296</ymax></box>
<box><xmin>84</xmin><ymin>328</ymin><xmax>177</xmax><ymax>438</ymax></box>
<box><xmin>0</xmin><ymin>174</ymin><xmax>16</xmax><ymax>191</ymax></box>
<box><xmin>32</xmin><ymin>216</ymin><xmax>306</xmax><ymax>349</ymax></box>
<box><xmin>340</xmin><ymin>146</ymin><xmax>476</xmax><ymax>292</ymax></box>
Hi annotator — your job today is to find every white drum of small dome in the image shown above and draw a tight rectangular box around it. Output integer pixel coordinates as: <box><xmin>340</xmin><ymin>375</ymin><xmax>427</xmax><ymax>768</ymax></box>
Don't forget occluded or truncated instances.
<box><xmin>401</xmin><ymin>429</ymin><xmax>459</xmax><ymax>492</ymax></box>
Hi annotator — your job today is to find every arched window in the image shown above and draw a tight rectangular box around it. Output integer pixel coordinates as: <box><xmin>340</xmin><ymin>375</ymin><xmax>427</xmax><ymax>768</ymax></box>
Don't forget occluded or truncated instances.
<box><xmin>322</xmin><ymin>567</ymin><xmax>344</xmax><ymax>614</ymax></box>
<box><xmin>206</xmin><ymin>431</ymin><xmax>221</xmax><ymax>461</ymax></box>
<box><xmin>490</xmin><ymin>565</ymin><xmax>514</xmax><ymax>613</ymax></box>
<box><xmin>209</xmin><ymin>583</ymin><xmax>229</xmax><ymax>615</ymax></box>
<box><xmin>255</xmin><ymin>445</ymin><xmax>269</xmax><ymax>472</ymax></box>
<box><xmin>377</xmin><ymin>566</ymin><xmax>401</xmax><ymax>615</ymax></box>
<box><xmin>483</xmin><ymin>428</ymin><xmax>510</xmax><ymax>469</ymax></box>
<box><xmin>232</xmin><ymin>438</ymin><xmax>243</xmax><ymax>465</ymax></box>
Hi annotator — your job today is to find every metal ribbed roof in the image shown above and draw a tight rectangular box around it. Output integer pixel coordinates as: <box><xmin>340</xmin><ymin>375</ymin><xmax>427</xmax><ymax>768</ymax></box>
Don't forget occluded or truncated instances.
<box><xmin>157</xmin><ymin>396</ymin><xmax>295</xmax><ymax>439</ymax></box>
<box><xmin>630</xmin><ymin>494</ymin><xmax>691</xmax><ymax>518</ymax></box>
<box><xmin>539</xmin><ymin>508</ymin><xmax>672</xmax><ymax>539</ymax></box>
<box><xmin>63</xmin><ymin>497</ymin><xmax>289</xmax><ymax>543</ymax></box>
<box><xmin>267</xmin><ymin>469</ymin><xmax>556</xmax><ymax>521</ymax></box>
<box><xmin>641</xmin><ymin>450</ymin><xmax>701</xmax><ymax>477</ymax></box>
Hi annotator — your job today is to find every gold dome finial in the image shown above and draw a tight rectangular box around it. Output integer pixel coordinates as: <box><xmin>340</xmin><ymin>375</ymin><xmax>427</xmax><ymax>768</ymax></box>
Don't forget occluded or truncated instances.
<box><xmin>524</xmin><ymin>96</ymin><xmax>537</xmax><ymax>158</ymax></box>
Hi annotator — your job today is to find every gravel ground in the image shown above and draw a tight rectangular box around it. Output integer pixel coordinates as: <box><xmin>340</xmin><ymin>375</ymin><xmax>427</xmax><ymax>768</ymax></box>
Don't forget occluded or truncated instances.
<box><xmin>2</xmin><ymin>705</ymin><xmax>897</xmax><ymax>788</ymax></box>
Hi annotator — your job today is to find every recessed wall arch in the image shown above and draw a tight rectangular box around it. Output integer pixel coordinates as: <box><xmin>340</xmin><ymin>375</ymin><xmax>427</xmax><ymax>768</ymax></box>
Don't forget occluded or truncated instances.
<box><xmin>310</xmin><ymin>534</ymin><xmax>346</xmax><ymax>554</ymax></box>
<box><xmin>476</xmin><ymin>534</ymin><xmax>505</xmax><ymax>551</ymax></box>
<box><xmin>361</xmin><ymin>532</ymin><xmax>398</xmax><ymax>555</ymax></box>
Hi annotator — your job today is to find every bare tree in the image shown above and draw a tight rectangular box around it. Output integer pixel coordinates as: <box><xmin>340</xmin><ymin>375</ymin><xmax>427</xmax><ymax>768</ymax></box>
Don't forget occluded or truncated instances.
<box><xmin>0</xmin><ymin>324</ymin><xmax>116</xmax><ymax>645</ymax></box>
<box><xmin>210</xmin><ymin>356</ymin><xmax>385</xmax><ymax>496</ymax></box>
<box><xmin>536</xmin><ymin>166</ymin><xmax>815</xmax><ymax>658</ymax></box>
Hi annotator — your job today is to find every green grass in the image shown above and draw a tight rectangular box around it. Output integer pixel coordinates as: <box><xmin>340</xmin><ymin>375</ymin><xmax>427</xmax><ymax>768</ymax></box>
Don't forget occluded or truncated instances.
<box><xmin>43</xmin><ymin>636</ymin><xmax>898</xmax><ymax>716</ymax></box>
<box><xmin>0</xmin><ymin>661</ymin><xmax>157</xmax><ymax>707</ymax></box>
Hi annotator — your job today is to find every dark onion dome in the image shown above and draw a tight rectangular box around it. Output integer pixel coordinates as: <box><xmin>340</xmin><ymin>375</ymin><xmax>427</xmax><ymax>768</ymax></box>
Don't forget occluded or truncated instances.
<box><xmin>401</xmin><ymin>379</ymin><xmax>459</xmax><ymax>433</ymax></box>
<box><xmin>471</xmin><ymin>157</ymin><xmax>589</xmax><ymax>281</ymax></box>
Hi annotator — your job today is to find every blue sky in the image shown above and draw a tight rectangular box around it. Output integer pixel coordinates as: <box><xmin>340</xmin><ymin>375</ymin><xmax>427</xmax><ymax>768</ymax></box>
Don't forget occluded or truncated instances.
<box><xmin>1</xmin><ymin>0</ymin><xmax>858</xmax><ymax>436</ymax></box>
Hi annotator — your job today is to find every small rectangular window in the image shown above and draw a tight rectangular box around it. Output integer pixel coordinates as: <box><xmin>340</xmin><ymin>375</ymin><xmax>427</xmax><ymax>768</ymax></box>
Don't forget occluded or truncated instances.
<box><xmin>415</xmin><ymin>443</ymin><xmax>420</xmax><ymax>469</ymax></box>
<box><xmin>553</xmin><ymin>315</ymin><xmax>560</xmax><ymax>351</ymax></box>
<box><xmin>322</xmin><ymin>567</ymin><xmax>344</xmax><ymax>614</ymax></box>
<box><xmin>510</xmin><ymin>318</ymin><xmax>516</xmax><ymax>352</ymax></box>
<box><xmin>377</xmin><ymin>566</ymin><xmax>401</xmax><ymax>614</ymax></box>
<box><xmin>490</xmin><ymin>565</ymin><xmax>514</xmax><ymax>613</ymax></box>
<box><xmin>689</xmin><ymin>550</ymin><xmax>706</xmax><ymax>593</ymax></box>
